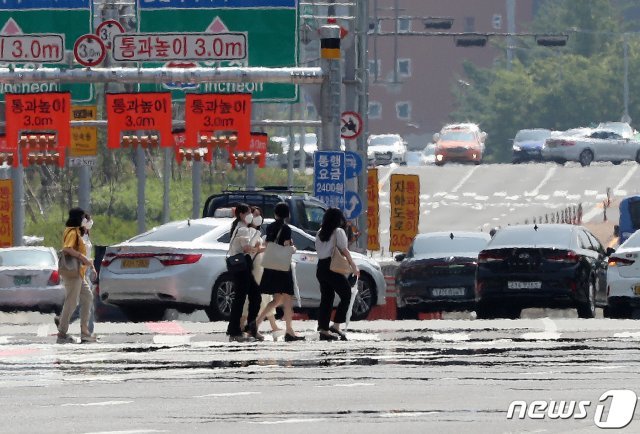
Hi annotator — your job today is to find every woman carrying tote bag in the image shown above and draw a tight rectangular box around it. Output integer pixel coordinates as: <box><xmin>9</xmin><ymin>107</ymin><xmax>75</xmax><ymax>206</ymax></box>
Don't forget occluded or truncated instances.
<box><xmin>314</xmin><ymin>207</ymin><xmax>359</xmax><ymax>341</ymax></box>
<box><xmin>255</xmin><ymin>202</ymin><xmax>305</xmax><ymax>342</ymax></box>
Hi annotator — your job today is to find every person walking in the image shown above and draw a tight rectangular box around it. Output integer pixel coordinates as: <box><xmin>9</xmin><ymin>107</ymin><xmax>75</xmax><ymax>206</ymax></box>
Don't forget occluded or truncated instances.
<box><xmin>255</xmin><ymin>202</ymin><xmax>305</xmax><ymax>342</ymax></box>
<box><xmin>314</xmin><ymin>208</ymin><xmax>359</xmax><ymax>341</ymax></box>
<box><xmin>240</xmin><ymin>206</ymin><xmax>282</xmax><ymax>337</ymax></box>
<box><xmin>57</xmin><ymin>207</ymin><xmax>96</xmax><ymax>344</ymax></box>
<box><xmin>226</xmin><ymin>203</ymin><xmax>263</xmax><ymax>342</ymax></box>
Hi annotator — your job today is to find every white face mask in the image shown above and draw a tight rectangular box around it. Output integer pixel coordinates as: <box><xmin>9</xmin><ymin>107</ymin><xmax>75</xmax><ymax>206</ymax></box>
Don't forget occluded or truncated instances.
<box><xmin>81</xmin><ymin>218</ymin><xmax>93</xmax><ymax>230</ymax></box>
<box><xmin>244</xmin><ymin>214</ymin><xmax>253</xmax><ymax>225</ymax></box>
<box><xmin>253</xmin><ymin>216</ymin><xmax>263</xmax><ymax>227</ymax></box>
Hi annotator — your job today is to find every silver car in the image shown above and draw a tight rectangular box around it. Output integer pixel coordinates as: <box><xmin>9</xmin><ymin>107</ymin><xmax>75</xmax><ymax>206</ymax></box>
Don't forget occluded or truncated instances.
<box><xmin>0</xmin><ymin>246</ymin><xmax>65</xmax><ymax>314</ymax></box>
<box><xmin>99</xmin><ymin>218</ymin><xmax>386</xmax><ymax>322</ymax></box>
<box><xmin>542</xmin><ymin>129</ymin><xmax>640</xmax><ymax>166</ymax></box>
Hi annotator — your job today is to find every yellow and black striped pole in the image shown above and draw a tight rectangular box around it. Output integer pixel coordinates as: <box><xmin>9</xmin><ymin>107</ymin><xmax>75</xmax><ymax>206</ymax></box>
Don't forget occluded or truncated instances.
<box><xmin>320</xmin><ymin>25</ymin><xmax>342</xmax><ymax>151</ymax></box>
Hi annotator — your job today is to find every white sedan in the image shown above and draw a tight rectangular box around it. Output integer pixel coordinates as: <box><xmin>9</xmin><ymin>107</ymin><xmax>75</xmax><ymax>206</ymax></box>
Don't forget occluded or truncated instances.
<box><xmin>542</xmin><ymin>129</ymin><xmax>640</xmax><ymax>166</ymax></box>
<box><xmin>606</xmin><ymin>230</ymin><xmax>640</xmax><ymax>318</ymax></box>
<box><xmin>99</xmin><ymin>218</ymin><xmax>386</xmax><ymax>322</ymax></box>
<box><xmin>0</xmin><ymin>246</ymin><xmax>65</xmax><ymax>314</ymax></box>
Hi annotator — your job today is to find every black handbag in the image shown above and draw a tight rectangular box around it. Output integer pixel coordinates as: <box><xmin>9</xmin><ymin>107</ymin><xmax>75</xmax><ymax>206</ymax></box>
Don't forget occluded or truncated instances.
<box><xmin>226</xmin><ymin>226</ymin><xmax>249</xmax><ymax>272</ymax></box>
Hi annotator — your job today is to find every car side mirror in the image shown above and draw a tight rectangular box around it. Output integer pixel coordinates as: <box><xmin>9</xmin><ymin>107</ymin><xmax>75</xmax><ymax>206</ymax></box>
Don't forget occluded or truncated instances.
<box><xmin>606</xmin><ymin>247</ymin><xmax>616</xmax><ymax>256</ymax></box>
<box><xmin>395</xmin><ymin>253</ymin><xmax>406</xmax><ymax>262</ymax></box>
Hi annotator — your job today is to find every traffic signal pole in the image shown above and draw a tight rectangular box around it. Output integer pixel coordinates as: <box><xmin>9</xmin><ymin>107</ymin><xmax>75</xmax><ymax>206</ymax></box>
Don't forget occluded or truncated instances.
<box><xmin>320</xmin><ymin>25</ymin><xmax>342</xmax><ymax>152</ymax></box>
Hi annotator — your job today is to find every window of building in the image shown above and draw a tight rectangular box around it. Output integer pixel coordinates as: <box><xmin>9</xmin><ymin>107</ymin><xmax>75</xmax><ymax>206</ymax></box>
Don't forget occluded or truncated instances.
<box><xmin>398</xmin><ymin>17</ymin><xmax>411</xmax><ymax>33</ymax></box>
<box><xmin>369</xmin><ymin>102</ymin><xmax>382</xmax><ymax>119</ymax></box>
<box><xmin>368</xmin><ymin>19</ymin><xmax>381</xmax><ymax>34</ymax></box>
<box><xmin>464</xmin><ymin>16</ymin><xmax>475</xmax><ymax>32</ymax></box>
<box><xmin>397</xmin><ymin>58</ymin><xmax>411</xmax><ymax>77</ymax></box>
<box><xmin>396</xmin><ymin>101</ymin><xmax>411</xmax><ymax>120</ymax></box>
<box><xmin>368</xmin><ymin>59</ymin><xmax>381</xmax><ymax>77</ymax></box>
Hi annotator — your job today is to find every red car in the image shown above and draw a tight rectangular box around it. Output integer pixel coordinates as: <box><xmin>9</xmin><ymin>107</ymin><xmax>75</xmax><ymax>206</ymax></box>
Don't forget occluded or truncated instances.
<box><xmin>434</xmin><ymin>128</ymin><xmax>484</xmax><ymax>165</ymax></box>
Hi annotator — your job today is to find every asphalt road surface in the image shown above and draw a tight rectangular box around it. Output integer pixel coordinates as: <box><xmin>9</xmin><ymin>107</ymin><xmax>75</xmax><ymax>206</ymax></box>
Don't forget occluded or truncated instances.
<box><xmin>1</xmin><ymin>312</ymin><xmax>640</xmax><ymax>433</ymax></box>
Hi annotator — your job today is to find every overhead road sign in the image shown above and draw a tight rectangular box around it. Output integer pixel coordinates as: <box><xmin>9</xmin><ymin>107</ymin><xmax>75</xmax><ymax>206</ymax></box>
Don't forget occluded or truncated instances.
<box><xmin>136</xmin><ymin>0</ymin><xmax>298</xmax><ymax>102</ymax></box>
<box><xmin>0</xmin><ymin>34</ymin><xmax>64</xmax><ymax>62</ymax></box>
<box><xmin>0</xmin><ymin>0</ymin><xmax>93</xmax><ymax>102</ymax></box>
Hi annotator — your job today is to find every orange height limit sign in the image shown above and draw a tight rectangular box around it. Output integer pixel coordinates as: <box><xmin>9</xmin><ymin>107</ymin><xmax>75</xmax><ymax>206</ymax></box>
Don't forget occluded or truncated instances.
<box><xmin>185</xmin><ymin>93</ymin><xmax>251</xmax><ymax>149</ymax></box>
<box><xmin>106</xmin><ymin>92</ymin><xmax>173</xmax><ymax>149</ymax></box>
<box><xmin>367</xmin><ymin>168</ymin><xmax>380</xmax><ymax>251</ymax></box>
<box><xmin>389</xmin><ymin>174</ymin><xmax>420</xmax><ymax>253</ymax></box>
<box><xmin>0</xmin><ymin>179</ymin><xmax>12</xmax><ymax>247</ymax></box>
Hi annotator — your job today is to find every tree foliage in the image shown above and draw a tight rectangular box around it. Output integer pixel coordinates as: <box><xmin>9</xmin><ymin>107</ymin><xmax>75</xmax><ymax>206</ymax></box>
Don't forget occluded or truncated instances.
<box><xmin>451</xmin><ymin>0</ymin><xmax>638</xmax><ymax>162</ymax></box>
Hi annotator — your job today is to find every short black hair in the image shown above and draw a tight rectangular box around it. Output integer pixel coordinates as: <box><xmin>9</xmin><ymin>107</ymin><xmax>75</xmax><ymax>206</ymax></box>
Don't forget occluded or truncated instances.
<box><xmin>274</xmin><ymin>202</ymin><xmax>290</xmax><ymax>219</ymax></box>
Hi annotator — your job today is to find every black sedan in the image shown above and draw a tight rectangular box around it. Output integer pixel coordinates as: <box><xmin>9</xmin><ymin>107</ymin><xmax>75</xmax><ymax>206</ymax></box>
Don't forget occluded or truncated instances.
<box><xmin>395</xmin><ymin>232</ymin><xmax>491</xmax><ymax>318</ymax></box>
<box><xmin>475</xmin><ymin>224</ymin><xmax>609</xmax><ymax>319</ymax></box>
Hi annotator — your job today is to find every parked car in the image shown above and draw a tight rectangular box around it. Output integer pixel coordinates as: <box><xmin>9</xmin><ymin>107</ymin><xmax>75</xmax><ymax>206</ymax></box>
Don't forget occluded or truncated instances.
<box><xmin>395</xmin><ymin>231</ymin><xmax>491</xmax><ymax>319</ymax></box>
<box><xmin>433</xmin><ymin>127</ymin><xmax>484</xmax><ymax>166</ymax></box>
<box><xmin>367</xmin><ymin>134</ymin><xmax>407</xmax><ymax>166</ymax></box>
<box><xmin>542</xmin><ymin>129</ymin><xmax>640</xmax><ymax>166</ymax></box>
<box><xmin>511</xmin><ymin>128</ymin><xmax>552</xmax><ymax>163</ymax></box>
<box><xmin>615</xmin><ymin>195</ymin><xmax>640</xmax><ymax>244</ymax></box>
<box><xmin>605</xmin><ymin>230</ymin><xmax>640</xmax><ymax>318</ymax></box>
<box><xmin>0</xmin><ymin>246</ymin><xmax>64</xmax><ymax>314</ymax></box>
<box><xmin>99</xmin><ymin>218</ymin><xmax>386</xmax><ymax>323</ymax></box>
<box><xmin>202</xmin><ymin>186</ymin><xmax>327</xmax><ymax>236</ymax></box>
<box><xmin>420</xmin><ymin>143</ymin><xmax>436</xmax><ymax>165</ymax></box>
<box><xmin>475</xmin><ymin>224</ymin><xmax>608</xmax><ymax>319</ymax></box>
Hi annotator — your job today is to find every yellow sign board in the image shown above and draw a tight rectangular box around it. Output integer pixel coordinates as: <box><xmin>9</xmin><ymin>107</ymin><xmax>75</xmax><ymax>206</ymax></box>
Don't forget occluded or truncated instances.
<box><xmin>70</xmin><ymin>105</ymin><xmax>97</xmax><ymax>157</ymax></box>
<box><xmin>390</xmin><ymin>174</ymin><xmax>420</xmax><ymax>252</ymax></box>
<box><xmin>0</xmin><ymin>179</ymin><xmax>12</xmax><ymax>247</ymax></box>
<box><xmin>367</xmin><ymin>168</ymin><xmax>380</xmax><ymax>251</ymax></box>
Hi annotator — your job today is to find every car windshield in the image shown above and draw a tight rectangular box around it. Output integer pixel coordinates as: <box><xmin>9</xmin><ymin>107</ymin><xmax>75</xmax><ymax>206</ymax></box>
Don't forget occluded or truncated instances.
<box><xmin>598</xmin><ymin>122</ymin><xmax>631</xmax><ymax>136</ymax></box>
<box><xmin>304</xmin><ymin>201</ymin><xmax>325</xmax><ymax>232</ymax></box>
<box><xmin>440</xmin><ymin>131</ymin><xmax>475</xmax><ymax>142</ymax></box>
<box><xmin>515</xmin><ymin>130</ymin><xmax>551</xmax><ymax>141</ymax></box>
<box><xmin>411</xmin><ymin>235</ymin><xmax>489</xmax><ymax>256</ymax></box>
<box><xmin>369</xmin><ymin>136</ymin><xmax>400</xmax><ymax>146</ymax></box>
<box><xmin>131</xmin><ymin>222</ymin><xmax>216</xmax><ymax>242</ymax></box>
<box><xmin>622</xmin><ymin>230</ymin><xmax>640</xmax><ymax>248</ymax></box>
<box><xmin>489</xmin><ymin>226</ymin><xmax>572</xmax><ymax>247</ymax></box>
<box><xmin>0</xmin><ymin>249</ymin><xmax>54</xmax><ymax>267</ymax></box>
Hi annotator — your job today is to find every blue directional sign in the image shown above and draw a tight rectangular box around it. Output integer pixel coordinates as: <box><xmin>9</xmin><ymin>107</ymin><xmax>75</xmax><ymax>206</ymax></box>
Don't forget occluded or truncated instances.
<box><xmin>314</xmin><ymin>151</ymin><xmax>345</xmax><ymax>210</ymax></box>
<box><xmin>345</xmin><ymin>151</ymin><xmax>363</xmax><ymax>179</ymax></box>
<box><xmin>344</xmin><ymin>190</ymin><xmax>363</xmax><ymax>219</ymax></box>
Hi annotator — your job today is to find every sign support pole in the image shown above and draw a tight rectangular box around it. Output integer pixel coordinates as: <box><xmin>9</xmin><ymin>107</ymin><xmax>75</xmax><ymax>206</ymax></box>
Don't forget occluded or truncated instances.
<box><xmin>192</xmin><ymin>160</ymin><xmax>201</xmax><ymax>219</ymax></box>
<box><xmin>136</xmin><ymin>146</ymin><xmax>146</xmax><ymax>234</ymax></box>
<box><xmin>320</xmin><ymin>25</ymin><xmax>342</xmax><ymax>152</ymax></box>
<box><xmin>356</xmin><ymin>0</ymin><xmax>370</xmax><ymax>251</ymax></box>
<box><xmin>11</xmin><ymin>161</ymin><xmax>24</xmax><ymax>246</ymax></box>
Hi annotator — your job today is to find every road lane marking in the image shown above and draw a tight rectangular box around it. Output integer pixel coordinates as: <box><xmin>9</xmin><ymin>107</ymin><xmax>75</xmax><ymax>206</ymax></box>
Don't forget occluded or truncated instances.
<box><xmin>250</xmin><ymin>419</ymin><xmax>328</xmax><ymax>425</ymax></box>
<box><xmin>194</xmin><ymin>392</ymin><xmax>261</xmax><ymax>398</ymax></box>
<box><xmin>315</xmin><ymin>383</ymin><xmax>375</xmax><ymax>388</ymax></box>
<box><xmin>145</xmin><ymin>321</ymin><xmax>187</xmax><ymax>335</ymax></box>
<box><xmin>451</xmin><ymin>166</ymin><xmax>478</xmax><ymax>193</ymax></box>
<box><xmin>0</xmin><ymin>336</ymin><xmax>11</xmax><ymax>344</ymax></box>
<box><xmin>152</xmin><ymin>335</ymin><xmax>192</xmax><ymax>345</ymax></box>
<box><xmin>380</xmin><ymin>412</ymin><xmax>439</xmax><ymax>418</ymax></box>
<box><xmin>36</xmin><ymin>325</ymin><xmax>49</xmax><ymax>337</ymax></box>
<box><xmin>584</xmin><ymin>165</ymin><xmax>637</xmax><ymax>222</ymax></box>
<box><xmin>84</xmin><ymin>431</ymin><xmax>167</xmax><ymax>434</ymax></box>
<box><xmin>525</xmin><ymin>166</ymin><xmax>556</xmax><ymax>196</ymax></box>
<box><xmin>521</xmin><ymin>318</ymin><xmax>561</xmax><ymax>340</ymax></box>
<box><xmin>61</xmin><ymin>401</ymin><xmax>133</xmax><ymax>407</ymax></box>
<box><xmin>431</xmin><ymin>333</ymin><xmax>469</xmax><ymax>341</ymax></box>
<box><xmin>614</xmin><ymin>332</ymin><xmax>640</xmax><ymax>339</ymax></box>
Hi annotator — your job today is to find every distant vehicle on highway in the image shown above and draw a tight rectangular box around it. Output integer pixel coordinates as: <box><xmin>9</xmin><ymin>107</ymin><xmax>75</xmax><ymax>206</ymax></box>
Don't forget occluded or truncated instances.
<box><xmin>511</xmin><ymin>128</ymin><xmax>552</xmax><ymax>163</ymax></box>
<box><xmin>99</xmin><ymin>218</ymin><xmax>386</xmax><ymax>323</ymax></box>
<box><xmin>475</xmin><ymin>224</ymin><xmax>608</xmax><ymax>319</ymax></box>
<box><xmin>605</xmin><ymin>229</ymin><xmax>640</xmax><ymax>318</ymax></box>
<box><xmin>597</xmin><ymin>121</ymin><xmax>636</xmax><ymax>139</ymax></box>
<box><xmin>395</xmin><ymin>231</ymin><xmax>491</xmax><ymax>319</ymax></box>
<box><xmin>0</xmin><ymin>246</ymin><xmax>64</xmax><ymax>314</ymax></box>
<box><xmin>367</xmin><ymin>134</ymin><xmax>408</xmax><ymax>166</ymax></box>
<box><xmin>433</xmin><ymin>126</ymin><xmax>484</xmax><ymax>166</ymax></box>
<box><xmin>542</xmin><ymin>129</ymin><xmax>640</xmax><ymax>166</ymax></box>
<box><xmin>420</xmin><ymin>143</ymin><xmax>436</xmax><ymax>165</ymax></box>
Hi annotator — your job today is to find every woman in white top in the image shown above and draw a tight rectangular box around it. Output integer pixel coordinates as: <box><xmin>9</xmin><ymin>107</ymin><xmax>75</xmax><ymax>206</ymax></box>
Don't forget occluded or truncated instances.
<box><xmin>314</xmin><ymin>207</ymin><xmax>359</xmax><ymax>341</ymax></box>
<box><xmin>226</xmin><ymin>203</ymin><xmax>263</xmax><ymax>342</ymax></box>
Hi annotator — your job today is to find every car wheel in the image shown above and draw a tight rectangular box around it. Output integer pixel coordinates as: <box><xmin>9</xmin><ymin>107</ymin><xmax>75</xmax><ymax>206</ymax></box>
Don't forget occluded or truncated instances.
<box><xmin>396</xmin><ymin>306</ymin><xmax>419</xmax><ymax>320</ymax></box>
<box><xmin>350</xmin><ymin>273</ymin><xmax>376</xmax><ymax>321</ymax></box>
<box><xmin>607</xmin><ymin>303</ymin><xmax>632</xmax><ymax>319</ymax></box>
<box><xmin>579</xmin><ymin>149</ymin><xmax>594</xmax><ymax>167</ymax></box>
<box><xmin>636</xmin><ymin>150</ymin><xmax>640</xmax><ymax>164</ymax></box>
<box><xmin>476</xmin><ymin>303</ymin><xmax>498</xmax><ymax>319</ymax></box>
<box><xmin>435</xmin><ymin>161</ymin><xmax>444</xmax><ymax>166</ymax></box>
<box><xmin>120</xmin><ymin>306</ymin><xmax>166</xmax><ymax>323</ymax></box>
<box><xmin>205</xmin><ymin>272</ymin><xmax>235</xmax><ymax>322</ymax></box>
<box><xmin>612</xmin><ymin>160</ymin><xmax>622</xmax><ymax>165</ymax></box>
<box><xmin>577</xmin><ymin>280</ymin><xmax>596</xmax><ymax>318</ymax></box>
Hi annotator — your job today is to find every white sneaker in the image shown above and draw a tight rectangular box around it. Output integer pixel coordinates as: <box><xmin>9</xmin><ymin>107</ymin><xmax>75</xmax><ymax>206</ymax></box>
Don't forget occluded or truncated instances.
<box><xmin>81</xmin><ymin>334</ymin><xmax>97</xmax><ymax>343</ymax></box>
<box><xmin>56</xmin><ymin>334</ymin><xmax>76</xmax><ymax>344</ymax></box>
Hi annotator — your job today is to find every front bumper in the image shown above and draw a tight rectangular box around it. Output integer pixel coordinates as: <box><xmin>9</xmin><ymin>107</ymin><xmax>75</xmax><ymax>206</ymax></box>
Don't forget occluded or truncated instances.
<box><xmin>513</xmin><ymin>148</ymin><xmax>542</xmax><ymax>161</ymax></box>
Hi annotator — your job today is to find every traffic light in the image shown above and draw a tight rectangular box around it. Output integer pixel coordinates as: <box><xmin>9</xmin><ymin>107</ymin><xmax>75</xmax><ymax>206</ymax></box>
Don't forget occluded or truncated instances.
<box><xmin>455</xmin><ymin>34</ymin><xmax>488</xmax><ymax>47</ymax></box>
<box><xmin>423</xmin><ymin>17</ymin><xmax>453</xmax><ymax>30</ymax></box>
<box><xmin>535</xmin><ymin>34</ymin><xmax>568</xmax><ymax>47</ymax></box>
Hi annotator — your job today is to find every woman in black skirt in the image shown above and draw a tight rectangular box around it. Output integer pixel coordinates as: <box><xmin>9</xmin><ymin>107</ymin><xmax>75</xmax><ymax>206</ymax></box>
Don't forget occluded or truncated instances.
<box><xmin>254</xmin><ymin>202</ymin><xmax>305</xmax><ymax>342</ymax></box>
<box><xmin>315</xmin><ymin>208</ymin><xmax>360</xmax><ymax>341</ymax></box>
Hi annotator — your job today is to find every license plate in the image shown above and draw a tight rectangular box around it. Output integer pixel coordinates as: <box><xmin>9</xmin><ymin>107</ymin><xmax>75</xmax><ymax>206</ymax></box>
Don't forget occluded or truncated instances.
<box><xmin>121</xmin><ymin>258</ymin><xmax>150</xmax><ymax>269</ymax></box>
<box><xmin>508</xmin><ymin>281</ymin><xmax>542</xmax><ymax>289</ymax></box>
<box><xmin>432</xmin><ymin>287</ymin><xmax>465</xmax><ymax>297</ymax></box>
<box><xmin>13</xmin><ymin>275</ymin><xmax>31</xmax><ymax>286</ymax></box>
<box><xmin>634</xmin><ymin>285</ymin><xmax>640</xmax><ymax>296</ymax></box>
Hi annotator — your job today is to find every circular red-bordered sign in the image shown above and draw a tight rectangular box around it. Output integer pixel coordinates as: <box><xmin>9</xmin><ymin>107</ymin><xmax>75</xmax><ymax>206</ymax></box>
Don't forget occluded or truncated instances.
<box><xmin>340</xmin><ymin>111</ymin><xmax>363</xmax><ymax>140</ymax></box>
<box><xmin>96</xmin><ymin>19</ymin><xmax>125</xmax><ymax>50</ymax></box>
<box><xmin>74</xmin><ymin>34</ymin><xmax>106</xmax><ymax>67</ymax></box>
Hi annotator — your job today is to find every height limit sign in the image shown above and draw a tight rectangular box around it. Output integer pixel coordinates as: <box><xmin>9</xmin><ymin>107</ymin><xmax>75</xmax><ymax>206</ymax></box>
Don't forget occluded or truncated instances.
<box><xmin>73</xmin><ymin>34</ymin><xmax>105</xmax><ymax>67</ymax></box>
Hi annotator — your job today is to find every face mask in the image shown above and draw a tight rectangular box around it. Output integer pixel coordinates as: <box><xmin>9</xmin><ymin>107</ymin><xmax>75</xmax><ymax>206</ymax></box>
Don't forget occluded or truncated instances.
<box><xmin>82</xmin><ymin>218</ymin><xmax>93</xmax><ymax>230</ymax></box>
<box><xmin>253</xmin><ymin>216</ymin><xmax>263</xmax><ymax>227</ymax></box>
<box><xmin>244</xmin><ymin>214</ymin><xmax>253</xmax><ymax>225</ymax></box>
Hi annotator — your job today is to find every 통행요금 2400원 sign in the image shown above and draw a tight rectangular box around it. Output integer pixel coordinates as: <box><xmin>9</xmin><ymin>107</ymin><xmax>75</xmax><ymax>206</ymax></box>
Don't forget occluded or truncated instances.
<box><xmin>135</xmin><ymin>0</ymin><xmax>298</xmax><ymax>102</ymax></box>
<box><xmin>314</xmin><ymin>151</ymin><xmax>345</xmax><ymax>210</ymax></box>
<box><xmin>0</xmin><ymin>0</ymin><xmax>93</xmax><ymax>103</ymax></box>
